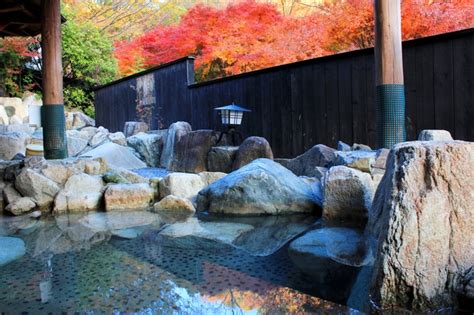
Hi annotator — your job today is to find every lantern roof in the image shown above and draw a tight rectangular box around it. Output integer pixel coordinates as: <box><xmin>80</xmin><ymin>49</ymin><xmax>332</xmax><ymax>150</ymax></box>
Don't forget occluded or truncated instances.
<box><xmin>214</xmin><ymin>103</ymin><xmax>251</xmax><ymax>112</ymax></box>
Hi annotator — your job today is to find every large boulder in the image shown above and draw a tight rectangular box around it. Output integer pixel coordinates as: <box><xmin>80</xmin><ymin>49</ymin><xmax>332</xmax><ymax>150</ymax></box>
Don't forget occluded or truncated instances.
<box><xmin>15</xmin><ymin>168</ymin><xmax>61</xmax><ymax>210</ymax></box>
<box><xmin>0</xmin><ymin>236</ymin><xmax>26</xmax><ymax>266</ymax></box>
<box><xmin>127</xmin><ymin>132</ymin><xmax>164</xmax><ymax>167</ymax></box>
<box><xmin>0</xmin><ymin>132</ymin><xmax>29</xmax><ymax>160</ymax></box>
<box><xmin>418</xmin><ymin>129</ymin><xmax>453</xmax><ymax>141</ymax></box>
<box><xmin>233</xmin><ymin>136</ymin><xmax>273</xmax><ymax>170</ymax></box>
<box><xmin>196</xmin><ymin>158</ymin><xmax>319</xmax><ymax>215</ymax></box>
<box><xmin>160</xmin><ymin>121</ymin><xmax>192</xmax><ymax>169</ymax></box>
<box><xmin>159</xmin><ymin>172</ymin><xmax>206</xmax><ymax>200</ymax></box>
<box><xmin>322</xmin><ymin>166</ymin><xmax>375</xmax><ymax>227</ymax></box>
<box><xmin>104</xmin><ymin>183</ymin><xmax>154</xmax><ymax>211</ymax></box>
<box><xmin>124</xmin><ymin>121</ymin><xmax>149</xmax><ymax>137</ymax></box>
<box><xmin>169</xmin><ymin>129</ymin><xmax>218</xmax><ymax>173</ymax></box>
<box><xmin>369</xmin><ymin>141</ymin><xmax>474</xmax><ymax>312</ymax></box>
<box><xmin>282</xmin><ymin>144</ymin><xmax>336</xmax><ymax>176</ymax></box>
<box><xmin>334</xmin><ymin>150</ymin><xmax>376</xmax><ymax>173</ymax></box>
<box><xmin>207</xmin><ymin>146</ymin><xmax>238</xmax><ymax>173</ymax></box>
<box><xmin>80</xmin><ymin>142</ymin><xmax>146</xmax><ymax>170</ymax></box>
<box><xmin>53</xmin><ymin>174</ymin><xmax>105</xmax><ymax>214</ymax></box>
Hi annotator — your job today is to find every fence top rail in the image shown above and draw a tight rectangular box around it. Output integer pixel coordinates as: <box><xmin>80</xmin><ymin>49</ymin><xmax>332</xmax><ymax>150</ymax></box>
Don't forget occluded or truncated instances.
<box><xmin>94</xmin><ymin>28</ymin><xmax>473</xmax><ymax>92</ymax></box>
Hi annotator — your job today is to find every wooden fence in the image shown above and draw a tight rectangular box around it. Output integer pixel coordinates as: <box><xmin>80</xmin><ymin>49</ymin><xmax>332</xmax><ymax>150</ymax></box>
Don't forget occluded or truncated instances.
<box><xmin>94</xmin><ymin>28</ymin><xmax>473</xmax><ymax>158</ymax></box>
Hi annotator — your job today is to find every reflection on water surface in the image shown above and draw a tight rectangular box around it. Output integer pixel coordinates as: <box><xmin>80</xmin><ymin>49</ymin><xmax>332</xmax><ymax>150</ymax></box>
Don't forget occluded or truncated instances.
<box><xmin>0</xmin><ymin>210</ymin><xmax>354</xmax><ymax>314</ymax></box>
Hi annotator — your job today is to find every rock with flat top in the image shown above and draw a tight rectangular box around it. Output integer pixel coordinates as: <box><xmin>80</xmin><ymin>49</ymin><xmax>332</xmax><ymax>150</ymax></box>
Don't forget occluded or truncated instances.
<box><xmin>322</xmin><ymin>166</ymin><xmax>375</xmax><ymax>227</ymax></box>
<box><xmin>418</xmin><ymin>129</ymin><xmax>453</xmax><ymax>141</ymax></box>
<box><xmin>104</xmin><ymin>183</ymin><xmax>154</xmax><ymax>211</ymax></box>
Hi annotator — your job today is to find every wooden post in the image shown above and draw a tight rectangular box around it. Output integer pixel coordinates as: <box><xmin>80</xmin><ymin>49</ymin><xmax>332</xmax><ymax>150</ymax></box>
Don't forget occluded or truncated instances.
<box><xmin>374</xmin><ymin>0</ymin><xmax>406</xmax><ymax>148</ymax></box>
<box><xmin>41</xmin><ymin>0</ymin><xmax>67</xmax><ymax>159</ymax></box>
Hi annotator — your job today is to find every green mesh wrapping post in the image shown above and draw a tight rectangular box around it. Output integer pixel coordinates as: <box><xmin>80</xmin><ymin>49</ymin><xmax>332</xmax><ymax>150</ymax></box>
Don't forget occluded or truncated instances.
<box><xmin>41</xmin><ymin>104</ymin><xmax>68</xmax><ymax>159</ymax></box>
<box><xmin>376</xmin><ymin>84</ymin><xmax>406</xmax><ymax>149</ymax></box>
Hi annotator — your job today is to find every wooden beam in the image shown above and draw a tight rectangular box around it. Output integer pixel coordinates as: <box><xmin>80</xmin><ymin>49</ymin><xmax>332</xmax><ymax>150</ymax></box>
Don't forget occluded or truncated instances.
<box><xmin>375</xmin><ymin>0</ymin><xmax>404</xmax><ymax>85</ymax></box>
<box><xmin>41</xmin><ymin>0</ymin><xmax>63</xmax><ymax>105</ymax></box>
<box><xmin>41</xmin><ymin>0</ymin><xmax>67</xmax><ymax>159</ymax></box>
<box><xmin>374</xmin><ymin>0</ymin><xmax>406</xmax><ymax>148</ymax></box>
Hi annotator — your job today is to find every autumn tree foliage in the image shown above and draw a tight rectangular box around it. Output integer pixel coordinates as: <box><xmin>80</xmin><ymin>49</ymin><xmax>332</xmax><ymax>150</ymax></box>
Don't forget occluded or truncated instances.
<box><xmin>115</xmin><ymin>0</ymin><xmax>473</xmax><ymax>80</ymax></box>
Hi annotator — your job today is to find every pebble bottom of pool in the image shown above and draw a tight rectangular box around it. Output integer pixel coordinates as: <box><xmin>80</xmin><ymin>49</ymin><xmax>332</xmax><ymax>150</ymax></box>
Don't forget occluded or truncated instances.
<box><xmin>0</xmin><ymin>210</ymin><xmax>354</xmax><ymax>314</ymax></box>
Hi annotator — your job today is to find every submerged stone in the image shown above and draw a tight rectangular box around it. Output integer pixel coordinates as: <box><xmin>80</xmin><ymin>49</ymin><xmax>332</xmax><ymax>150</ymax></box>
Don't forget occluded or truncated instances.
<box><xmin>0</xmin><ymin>236</ymin><xmax>26</xmax><ymax>266</ymax></box>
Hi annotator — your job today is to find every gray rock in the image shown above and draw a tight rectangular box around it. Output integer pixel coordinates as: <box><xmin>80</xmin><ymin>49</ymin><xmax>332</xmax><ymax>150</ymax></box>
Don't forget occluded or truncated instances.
<box><xmin>3</xmin><ymin>184</ymin><xmax>22</xmax><ymax>205</ymax></box>
<box><xmin>233</xmin><ymin>136</ymin><xmax>273</xmax><ymax>170</ymax></box>
<box><xmin>196</xmin><ymin>158</ymin><xmax>319</xmax><ymax>215</ymax></box>
<box><xmin>89</xmin><ymin>126</ymin><xmax>109</xmax><ymax>147</ymax></box>
<box><xmin>418</xmin><ymin>129</ymin><xmax>453</xmax><ymax>141</ymax></box>
<box><xmin>372</xmin><ymin>148</ymin><xmax>390</xmax><ymax>170</ymax></box>
<box><xmin>5</xmin><ymin>197</ymin><xmax>36</xmax><ymax>216</ymax></box>
<box><xmin>124</xmin><ymin>121</ymin><xmax>149</xmax><ymax>137</ymax></box>
<box><xmin>457</xmin><ymin>267</ymin><xmax>474</xmax><ymax>300</ymax></box>
<box><xmin>352</xmin><ymin>143</ymin><xmax>372</xmax><ymax>151</ymax></box>
<box><xmin>334</xmin><ymin>150</ymin><xmax>376</xmax><ymax>173</ymax></box>
<box><xmin>78</xmin><ymin>126</ymin><xmax>97</xmax><ymax>141</ymax></box>
<box><xmin>40</xmin><ymin>159</ymin><xmax>85</xmax><ymax>186</ymax></box>
<box><xmin>282</xmin><ymin>144</ymin><xmax>336</xmax><ymax>176</ymax></box>
<box><xmin>15</xmin><ymin>168</ymin><xmax>61</xmax><ymax>210</ymax></box>
<box><xmin>288</xmin><ymin>227</ymin><xmax>370</xmax><ymax>301</ymax></box>
<box><xmin>108</xmin><ymin>131</ymin><xmax>127</xmax><ymax>146</ymax></box>
<box><xmin>111</xmin><ymin>228</ymin><xmax>143</xmax><ymax>239</ymax></box>
<box><xmin>127</xmin><ymin>132</ymin><xmax>164</xmax><ymax>167</ymax></box>
<box><xmin>337</xmin><ymin>141</ymin><xmax>351</xmax><ymax>151</ymax></box>
<box><xmin>369</xmin><ymin>141</ymin><xmax>474</xmax><ymax>311</ymax></box>
<box><xmin>289</xmin><ymin>227</ymin><xmax>373</xmax><ymax>270</ymax></box>
<box><xmin>0</xmin><ymin>236</ymin><xmax>26</xmax><ymax>266</ymax></box>
<box><xmin>104</xmin><ymin>183</ymin><xmax>154</xmax><ymax>211</ymax></box>
<box><xmin>207</xmin><ymin>146</ymin><xmax>238</xmax><ymax>173</ymax></box>
<box><xmin>72</xmin><ymin>112</ymin><xmax>95</xmax><ymax>128</ymax></box>
<box><xmin>322</xmin><ymin>166</ymin><xmax>374</xmax><ymax>227</ymax></box>
<box><xmin>0</xmin><ymin>132</ymin><xmax>29</xmax><ymax>160</ymax></box>
<box><xmin>80</xmin><ymin>142</ymin><xmax>146</xmax><ymax>170</ymax></box>
<box><xmin>160</xmin><ymin>121</ymin><xmax>191</xmax><ymax>169</ymax></box>
<box><xmin>67</xmin><ymin>136</ymin><xmax>89</xmax><ymax>157</ymax></box>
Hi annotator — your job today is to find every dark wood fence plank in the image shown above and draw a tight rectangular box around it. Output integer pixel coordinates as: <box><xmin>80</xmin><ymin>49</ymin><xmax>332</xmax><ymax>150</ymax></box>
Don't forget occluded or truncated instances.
<box><xmin>95</xmin><ymin>29</ymin><xmax>474</xmax><ymax>157</ymax></box>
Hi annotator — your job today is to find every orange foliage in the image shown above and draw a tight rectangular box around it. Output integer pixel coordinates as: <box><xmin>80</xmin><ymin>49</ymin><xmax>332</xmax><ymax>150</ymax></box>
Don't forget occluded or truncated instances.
<box><xmin>114</xmin><ymin>0</ymin><xmax>473</xmax><ymax>80</ymax></box>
